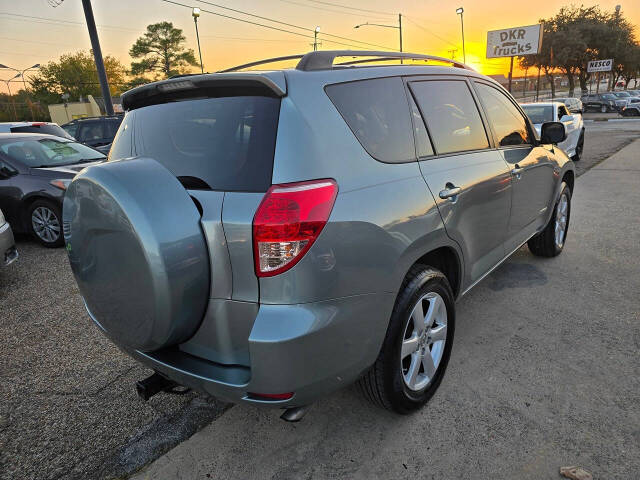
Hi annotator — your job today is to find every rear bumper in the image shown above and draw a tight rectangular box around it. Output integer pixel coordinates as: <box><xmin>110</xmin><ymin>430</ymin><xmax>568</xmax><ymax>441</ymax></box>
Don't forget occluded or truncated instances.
<box><xmin>89</xmin><ymin>292</ymin><xmax>394</xmax><ymax>407</ymax></box>
<box><xmin>0</xmin><ymin>222</ymin><xmax>18</xmax><ymax>267</ymax></box>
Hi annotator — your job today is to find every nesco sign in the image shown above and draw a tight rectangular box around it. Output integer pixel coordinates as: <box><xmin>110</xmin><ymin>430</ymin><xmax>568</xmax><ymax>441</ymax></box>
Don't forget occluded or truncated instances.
<box><xmin>486</xmin><ymin>24</ymin><xmax>543</xmax><ymax>58</ymax></box>
<box><xmin>587</xmin><ymin>59</ymin><xmax>613</xmax><ymax>72</ymax></box>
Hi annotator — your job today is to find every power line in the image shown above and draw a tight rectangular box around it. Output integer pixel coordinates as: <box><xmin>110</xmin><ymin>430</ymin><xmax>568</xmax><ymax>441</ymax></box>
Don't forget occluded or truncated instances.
<box><xmin>403</xmin><ymin>16</ymin><xmax>457</xmax><ymax>48</ymax></box>
<box><xmin>303</xmin><ymin>0</ymin><xmax>395</xmax><ymax>16</ymax></box>
<box><xmin>191</xmin><ymin>0</ymin><xmax>395</xmax><ymax>50</ymax></box>
<box><xmin>160</xmin><ymin>0</ymin><xmax>396</xmax><ymax>51</ymax></box>
<box><xmin>274</xmin><ymin>0</ymin><xmax>390</xmax><ymax>20</ymax></box>
<box><xmin>0</xmin><ymin>12</ymin><xmax>139</xmax><ymax>32</ymax></box>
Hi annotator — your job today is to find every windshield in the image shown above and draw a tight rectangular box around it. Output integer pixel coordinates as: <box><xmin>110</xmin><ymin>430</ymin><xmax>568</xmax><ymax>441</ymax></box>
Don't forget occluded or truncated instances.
<box><xmin>614</xmin><ymin>92</ymin><xmax>630</xmax><ymax>97</ymax></box>
<box><xmin>0</xmin><ymin>138</ymin><xmax>105</xmax><ymax>167</ymax></box>
<box><xmin>521</xmin><ymin>105</ymin><xmax>553</xmax><ymax>124</ymax></box>
<box><xmin>602</xmin><ymin>94</ymin><xmax>616</xmax><ymax>100</ymax></box>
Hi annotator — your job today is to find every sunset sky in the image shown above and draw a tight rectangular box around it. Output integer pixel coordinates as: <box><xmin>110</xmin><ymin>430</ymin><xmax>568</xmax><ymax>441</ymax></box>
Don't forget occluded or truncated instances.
<box><xmin>1</xmin><ymin>0</ymin><xmax>639</xmax><ymax>94</ymax></box>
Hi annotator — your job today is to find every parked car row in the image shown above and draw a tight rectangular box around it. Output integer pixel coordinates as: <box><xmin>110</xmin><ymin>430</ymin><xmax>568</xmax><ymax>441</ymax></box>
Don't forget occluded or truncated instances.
<box><xmin>0</xmin><ymin>133</ymin><xmax>106</xmax><ymax>246</ymax></box>
<box><xmin>580</xmin><ymin>90</ymin><xmax>640</xmax><ymax>113</ymax></box>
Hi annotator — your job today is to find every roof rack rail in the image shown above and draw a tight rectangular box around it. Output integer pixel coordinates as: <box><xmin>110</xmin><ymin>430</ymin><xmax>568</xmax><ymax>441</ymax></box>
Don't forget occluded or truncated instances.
<box><xmin>219</xmin><ymin>54</ymin><xmax>305</xmax><ymax>73</ymax></box>
<box><xmin>297</xmin><ymin>50</ymin><xmax>473</xmax><ymax>71</ymax></box>
<box><xmin>219</xmin><ymin>51</ymin><xmax>472</xmax><ymax>73</ymax></box>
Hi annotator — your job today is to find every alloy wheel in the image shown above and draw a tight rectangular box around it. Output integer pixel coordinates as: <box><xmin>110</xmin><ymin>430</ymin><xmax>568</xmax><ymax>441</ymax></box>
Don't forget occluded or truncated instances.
<box><xmin>401</xmin><ymin>292</ymin><xmax>448</xmax><ymax>391</ymax></box>
<box><xmin>32</xmin><ymin>206</ymin><xmax>61</xmax><ymax>244</ymax></box>
<box><xmin>554</xmin><ymin>193</ymin><xmax>569</xmax><ymax>249</ymax></box>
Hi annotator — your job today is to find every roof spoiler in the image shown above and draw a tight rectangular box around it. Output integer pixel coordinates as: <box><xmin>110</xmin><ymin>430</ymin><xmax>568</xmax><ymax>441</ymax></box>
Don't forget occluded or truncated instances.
<box><xmin>121</xmin><ymin>73</ymin><xmax>286</xmax><ymax>111</ymax></box>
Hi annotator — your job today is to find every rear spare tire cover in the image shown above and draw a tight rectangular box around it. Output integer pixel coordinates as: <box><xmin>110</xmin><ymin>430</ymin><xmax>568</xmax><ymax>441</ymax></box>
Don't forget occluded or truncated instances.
<box><xmin>63</xmin><ymin>157</ymin><xmax>210</xmax><ymax>352</ymax></box>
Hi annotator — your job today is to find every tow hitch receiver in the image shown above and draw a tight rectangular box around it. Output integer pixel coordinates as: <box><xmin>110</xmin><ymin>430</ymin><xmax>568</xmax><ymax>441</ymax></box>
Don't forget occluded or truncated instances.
<box><xmin>136</xmin><ymin>372</ymin><xmax>189</xmax><ymax>401</ymax></box>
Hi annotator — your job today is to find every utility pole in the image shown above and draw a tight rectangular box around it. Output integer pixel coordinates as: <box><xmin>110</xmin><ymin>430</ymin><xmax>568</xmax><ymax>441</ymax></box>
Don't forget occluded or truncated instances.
<box><xmin>312</xmin><ymin>26</ymin><xmax>321</xmax><ymax>51</ymax></box>
<box><xmin>354</xmin><ymin>15</ymin><xmax>403</xmax><ymax>62</ymax></box>
<box><xmin>81</xmin><ymin>0</ymin><xmax>114</xmax><ymax>115</ymax></box>
<box><xmin>508</xmin><ymin>56</ymin><xmax>514</xmax><ymax>93</ymax></box>
<box><xmin>536</xmin><ymin>66</ymin><xmax>541</xmax><ymax>102</ymax></box>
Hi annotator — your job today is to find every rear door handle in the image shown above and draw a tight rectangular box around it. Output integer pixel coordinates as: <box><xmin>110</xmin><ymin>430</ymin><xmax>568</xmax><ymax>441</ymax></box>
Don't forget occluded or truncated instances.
<box><xmin>439</xmin><ymin>185</ymin><xmax>462</xmax><ymax>200</ymax></box>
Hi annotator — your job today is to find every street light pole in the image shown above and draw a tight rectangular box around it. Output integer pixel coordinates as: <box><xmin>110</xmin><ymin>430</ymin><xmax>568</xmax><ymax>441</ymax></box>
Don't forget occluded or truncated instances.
<box><xmin>193</xmin><ymin>7</ymin><xmax>204</xmax><ymax>73</ymax></box>
<box><xmin>456</xmin><ymin>7</ymin><xmax>466</xmax><ymax>64</ymax></box>
<box><xmin>81</xmin><ymin>0</ymin><xmax>114</xmax><ymax>116</ymax></box>
<box><xmin>354</xmin><ymin>15</ymin><xmax>403</xmax><ymax>61</ymax></box>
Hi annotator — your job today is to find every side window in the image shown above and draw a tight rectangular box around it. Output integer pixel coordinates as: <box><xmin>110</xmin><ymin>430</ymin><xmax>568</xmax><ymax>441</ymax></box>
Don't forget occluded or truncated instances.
<box><xmin>108</xmin><ymin>114</ymin><xmax>134</xmax><ymax>161</ymax></box>
<box><xmin>408</xmin><ymin>92</ymin><xmax>434</xmax><ymax>158</ymax></box>
<box><xmin>106</xmin><ymin>120</ymin><xmax>122</xmax><ymax>139</ymax></box>
<box><xmin>325</xmin><ymin>77</ymin><xmax>415</xmax><ymax>163</ymax></box>
<box><xmin>410</xmin><ymin>79</ymin><xmax>489</xmax><ymax>155</ymax></box>
<box><xmin>475</xmin><ymin>83</ymin><xmax>531</xmax><ymax>147</ymax></box>
<box><xmin>62</xmin><ymin>123</ymin><xmax>78</xmax><ymax>139</ymax></box>
<box><xmin>78</xmin><ymin>122</ymin><xmax>105</xmax><ymax>142</ymax></box>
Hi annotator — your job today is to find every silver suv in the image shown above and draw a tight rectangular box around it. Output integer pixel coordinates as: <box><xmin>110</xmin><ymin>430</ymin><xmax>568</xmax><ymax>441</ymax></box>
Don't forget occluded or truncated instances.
<box><xmin>64</xmin><ymin>51</ymin><xmax>574</xmax><ymax>417</ymax></box>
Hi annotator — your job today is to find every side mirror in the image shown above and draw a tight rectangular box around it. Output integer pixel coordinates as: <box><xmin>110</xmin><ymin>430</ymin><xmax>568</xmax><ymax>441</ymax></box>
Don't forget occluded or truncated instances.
<box><xmin>540</xmin><ymin>121</ymin><xmax>567</xmax><ymax>145</ymax></box>
<box><xmin>0</xmin><ymin>162</ymin><xmax>18</xmax><ymax>179</ymax></box>
<box><xmin>560</xmin><ymin>114</ymin><xmax>574</xmax><ymax>122</ymax></box>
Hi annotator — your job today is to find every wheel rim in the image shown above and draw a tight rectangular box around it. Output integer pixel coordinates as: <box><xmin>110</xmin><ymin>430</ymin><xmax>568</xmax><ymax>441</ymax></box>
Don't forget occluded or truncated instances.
<box><xmin>401</xmin><ymin>292</ymin><xmax>448</xmax><ymax>391</ymax></box>
<box><xmin>32</xmin><ymin>206</ymin><xmax>60</xmax><ymax>243</ymax></box>
<box><xmin>554</xmin><ymin>193</ymin><xmax>569</xmax><ymax>249</ymax></box>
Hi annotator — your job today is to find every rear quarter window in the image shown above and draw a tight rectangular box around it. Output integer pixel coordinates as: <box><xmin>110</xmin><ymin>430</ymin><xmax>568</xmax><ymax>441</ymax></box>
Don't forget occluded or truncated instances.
<box><xmin>120</xmin><ymin>96</ymin><xmax>280</xmax><ymax>192</ymax></box>
<box><xmin>325</xmin><ymin>77</ymin><xmax>415</xmax><ymax>163</ymax></box>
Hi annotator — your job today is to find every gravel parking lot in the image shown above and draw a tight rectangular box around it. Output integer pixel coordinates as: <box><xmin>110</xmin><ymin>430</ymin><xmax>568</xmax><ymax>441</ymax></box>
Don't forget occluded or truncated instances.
<box><xmin>1</xmin><ymin>122</ymin><xmax>639</xmax><ymax>480</ymax></box>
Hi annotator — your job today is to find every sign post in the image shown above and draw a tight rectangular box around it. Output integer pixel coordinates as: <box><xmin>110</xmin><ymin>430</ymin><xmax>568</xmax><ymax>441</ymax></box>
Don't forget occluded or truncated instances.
<box><xmin>487</xmin><ymin>24</ymin><xmax>543</xmax><ymax>93</ymax></box>
<box><xmin>587</xmin><ymin>59</ymin><xmax>612</xmax><ymax>94</ymax></box>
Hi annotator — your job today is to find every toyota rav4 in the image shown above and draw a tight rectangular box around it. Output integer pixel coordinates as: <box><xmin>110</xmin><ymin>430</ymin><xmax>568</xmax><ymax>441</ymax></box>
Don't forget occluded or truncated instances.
<box><xmin>64</xmin><ymin>51</ymin><xmax>574</xmax><ymax>417</ymax></box>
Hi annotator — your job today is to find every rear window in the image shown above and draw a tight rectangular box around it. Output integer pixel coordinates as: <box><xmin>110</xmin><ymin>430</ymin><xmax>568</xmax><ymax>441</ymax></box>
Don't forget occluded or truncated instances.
<box><xmin>325</xmin><ymin>77</ymin><xmax>415</xmax><ymax>163</ymax></box>
<box><xmin>11</xmin><ymin>124</ymin><xmax>73</xmax><ymax>140</ymax></box>
<box><xmin>118</xmin><ymin>96</ymin><xmax>280</xmax><ymax>192</ymax></box>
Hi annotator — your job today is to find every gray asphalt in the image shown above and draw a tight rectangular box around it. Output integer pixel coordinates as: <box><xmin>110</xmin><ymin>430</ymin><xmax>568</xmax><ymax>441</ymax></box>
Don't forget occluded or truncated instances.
<box><xmin>1</xmin><ymin>121</ymin><xmax>638</xmax><ymax>480</ymax></box>
<box><xmin>133</xmin><ymin>135</ymin><xmax>640</xmax><ymax>479</ymax></box>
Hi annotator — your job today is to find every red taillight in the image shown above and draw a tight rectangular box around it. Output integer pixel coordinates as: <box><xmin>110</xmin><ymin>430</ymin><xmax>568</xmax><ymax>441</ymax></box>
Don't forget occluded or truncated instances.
<box><xmin>253</xmin><ymin>179</ymin><xmax>338</xmax><ymax>277</ymax></box>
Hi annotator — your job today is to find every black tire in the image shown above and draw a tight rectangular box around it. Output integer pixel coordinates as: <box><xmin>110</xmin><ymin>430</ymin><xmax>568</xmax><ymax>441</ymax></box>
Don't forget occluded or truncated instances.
<box><xmin>358</xmin><ymin>265</ymin><xmax>455</xmax><ymax>413</ymax></box>
<box><xmin>572</xmin><ymin>130</ymin><xmax>584</xmax><ymax>161</ymax></box>
<box><xmin>27</xmin><ymin>199</ymin><xmax>64</xmax><ymax>247</ymax></box>
<box><xmin>528</xmin><ymin>182</ymin><xmax>571</xmax><ymax>257</ymax></box>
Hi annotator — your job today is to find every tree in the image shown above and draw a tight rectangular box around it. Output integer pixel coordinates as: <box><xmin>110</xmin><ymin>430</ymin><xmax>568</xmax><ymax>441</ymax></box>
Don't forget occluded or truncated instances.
<box><xmin>129</xmin><ymin>22</ymin><xmax>198</xmax><ymax>79</ymax></box>
<box><xmin>28</xmin><ymin>51</ymin><xmax>126</xmax><ymax>102</ymax></box>
<box><xmin>517</xmin><ymin>5</ymin><xmax>638</xmax><ymax>96</ymax></box>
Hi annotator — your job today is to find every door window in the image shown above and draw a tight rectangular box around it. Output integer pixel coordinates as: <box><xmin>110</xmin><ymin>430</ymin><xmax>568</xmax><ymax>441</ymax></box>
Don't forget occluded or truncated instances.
<box><xmin>557</xmin><ymin>105</ymin><xmax>570</xmax><ymax>120</ymax></box>
<box><xmin>409</xmin><ymin>80</ymin><xmax>489</xmax><ymax>155</ymax></box>
<box><xmin>78</xmin><ymin>122</ymin><xmax>105</xmax><ymax>142</ymax></box>
<box><xmin>475</xmin><ymin>83</ymin><xmax>531</xmax><ymax>147</ymax></box>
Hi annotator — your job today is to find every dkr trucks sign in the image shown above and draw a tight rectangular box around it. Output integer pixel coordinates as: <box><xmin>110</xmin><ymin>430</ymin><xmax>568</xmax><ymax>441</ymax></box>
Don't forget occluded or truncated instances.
<box><xmin>486</xmin><ymin>24</ymin><xmax>543</xmax><ymax>58</ymax></box>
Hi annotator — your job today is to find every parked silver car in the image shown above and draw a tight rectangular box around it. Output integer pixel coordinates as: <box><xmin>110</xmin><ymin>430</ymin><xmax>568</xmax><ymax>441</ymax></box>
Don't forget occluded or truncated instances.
<box><xmin>64</xmin><ymin>51</ymin><xmax>575</xmax><ymax>418</ymax></box>
<box><xmin>0</xmin><ymin>208</ymin><xmax>18</xmax><ymax>267</ymax></box>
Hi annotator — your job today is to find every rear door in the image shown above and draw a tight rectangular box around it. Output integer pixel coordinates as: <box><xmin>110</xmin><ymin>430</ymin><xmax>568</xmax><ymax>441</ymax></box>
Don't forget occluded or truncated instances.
<box><xmin>408</xmin><ymin>77</ymin><xmax>511</xmax><ymax>288</ymax></box>
<box><xmin>472</xmin><ymin>80</ymin><xmax>556</xmax><ymax>252</ymax></box>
